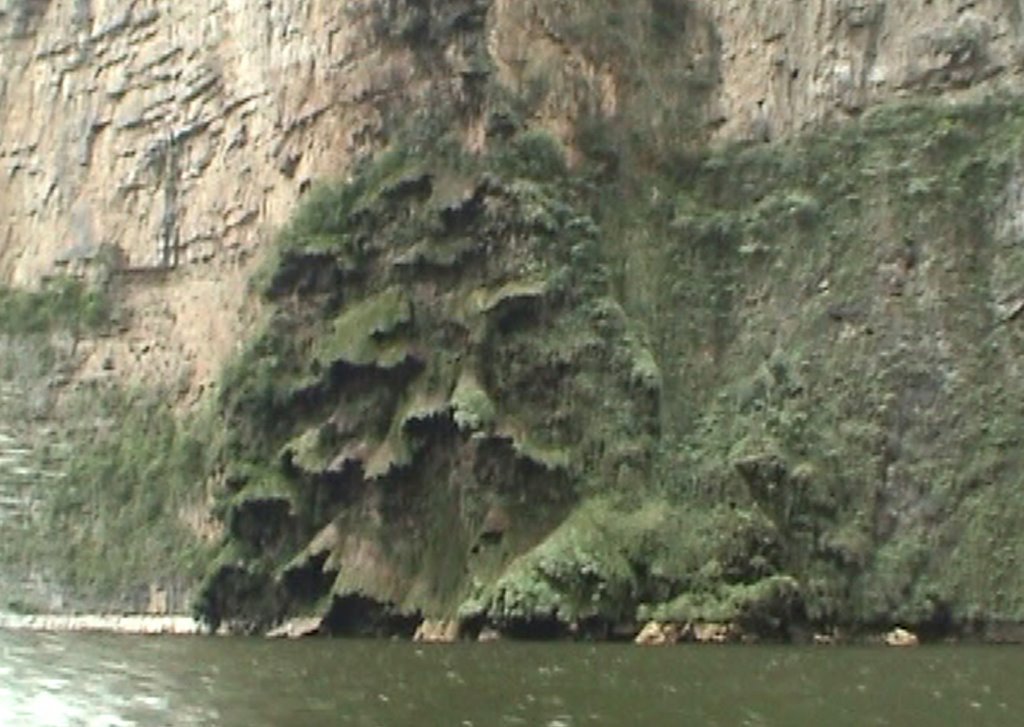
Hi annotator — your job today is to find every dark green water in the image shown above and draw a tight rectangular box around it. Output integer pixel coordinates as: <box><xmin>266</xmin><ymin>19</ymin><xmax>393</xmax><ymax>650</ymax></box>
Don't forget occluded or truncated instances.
<box><xmin>1</xmin><ymin>631</ymin><xmax>1022</xmax><ymax>726</ymax></box>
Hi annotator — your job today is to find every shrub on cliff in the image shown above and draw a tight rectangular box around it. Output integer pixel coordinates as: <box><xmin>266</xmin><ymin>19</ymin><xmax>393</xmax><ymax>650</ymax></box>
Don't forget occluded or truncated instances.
<box><xmin>0</xmin><ymin>277</ymin><xmax>110</xmax><ymax>336</ymax></box>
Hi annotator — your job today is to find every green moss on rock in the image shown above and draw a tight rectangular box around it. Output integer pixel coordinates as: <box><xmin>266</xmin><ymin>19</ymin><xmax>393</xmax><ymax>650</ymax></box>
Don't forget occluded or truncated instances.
<box><xmin>314</xmin><ymin>287</ymin><xmax>413</xmax><ymax>369</ymax></box>
<box><xmin>195</xmin><ymin>73</ymin><xmax>1024</xmax><ymax>638</ymax></box>
<box><xmin>450</xmin><ymin>371</ymin><xmax>495</xmax><ymax>433</ymax></box>
<box><xmin>195</xmin><ymin>125</ymin><xmax>656</xmax><ymax>633</ymax></box>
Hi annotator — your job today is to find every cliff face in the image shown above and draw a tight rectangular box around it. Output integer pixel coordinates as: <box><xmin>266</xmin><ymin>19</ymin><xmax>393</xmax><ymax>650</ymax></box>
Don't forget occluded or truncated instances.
<box><xmin>3</xmin><ymin>1</ymin><xmax>1022</xmax><ymax>391</ymax></box>
<box><xmin>1</xmin><ymin>0</ymin><xmax>477</xmax><ymax>389</ymax></box>
<box><xmin>707</xmin><ymin>0</ymin><xmax>1024</xmax><ymax>138</ymax></box>
<box><xmin>4</xmin><ymin>1</ymin><xmax>1024</xmax><ymax>637</ymax></box>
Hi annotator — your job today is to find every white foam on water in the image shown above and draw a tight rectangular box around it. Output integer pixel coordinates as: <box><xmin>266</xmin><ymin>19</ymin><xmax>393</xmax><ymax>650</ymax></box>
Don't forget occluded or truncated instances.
<box><xmin>12</xmin><ymin>690</ymin><xmax>82</xmax><ymax>727</ymax></box>
<box><xmin>37</xmin><ymin>677</ymin><xmax>71</xmax><ymax>692</ymax></box>
<box><xmin>85</xmin><ymin>714</ymin><xmax>136</xmax><ymax>727</ymax></box>
<box><xmin>130</xmin><ymin>694</ymin><xmax>169</xmax><ymax>711</ymax></box>
<box><xmin>0</xmin><ymin>687</ymin><xmax>15</xmax><ymax>726</ymax></box>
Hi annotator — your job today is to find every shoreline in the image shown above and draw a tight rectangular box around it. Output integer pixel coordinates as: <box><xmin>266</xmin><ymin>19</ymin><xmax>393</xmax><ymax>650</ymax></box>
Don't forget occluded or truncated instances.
<box><xmin>0</xmin><ymin>613</ymin><xmax>205</xmax><ymax>635</ymax></box>
<box><xmin>3</xmin><ymin>612</ymin><xmax>1023</xmax><ymax>646</ymax></box>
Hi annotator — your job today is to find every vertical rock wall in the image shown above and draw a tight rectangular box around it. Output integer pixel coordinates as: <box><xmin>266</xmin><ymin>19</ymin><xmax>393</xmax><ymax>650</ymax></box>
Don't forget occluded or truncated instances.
<box><xmin>3</xmin><ymin>1</ymin><xmax>1024</xmax><ymax>390</ymax></box>
<box><xmin>708</xmin><ymin>0</ymin><xmax>1024</xmax><ymax>140</ymax></box>
<box><xmin>0</xmin><ymin>0</ymin><xmax>409</xmax><ymax>388</ymax></box>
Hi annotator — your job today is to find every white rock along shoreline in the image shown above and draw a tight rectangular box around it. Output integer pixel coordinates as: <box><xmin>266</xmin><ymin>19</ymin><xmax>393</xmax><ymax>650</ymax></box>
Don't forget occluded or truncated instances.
<box><xmin>0</xmin><ymin>613</ymin><xmax>205</xmax><ymax>635</ymax></box>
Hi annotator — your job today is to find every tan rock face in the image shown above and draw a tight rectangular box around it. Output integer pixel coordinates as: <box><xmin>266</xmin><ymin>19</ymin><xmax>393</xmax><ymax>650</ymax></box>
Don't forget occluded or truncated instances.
<box><xmin>707</xmin><ymin>0</ymin><xmax>1024</xmax><ymax>141</ymax></box>
<box><xmin>692</xmin><ymin>621</ymin><xmax>738</xmax><ymax>644</ymax></box>
<box><xmin>883</xmin><ymin>626</ymin><xmax>919</xmax><ymax>647</ymax></box>
<box><xmin>3</xmin><ymin>1</ymin><xmax>1024</xmax><ymax>391</ymax></box>
<box><xmin>1</xmin><ymin>1</ymin><xmax>389</xmax><ymax>280</ymax></box>
<box><xmin>634</xmin><ymin>620</ymin><xmax>683</xmax><ymax>646</ymax></box>
<box><xmin>412</xmin><ymin>619</ymin><xmax>461</xmax><ymax>643</ymax></box>
<box><xmin>0</xmin><ymin>0</ymin><xmax>412</xmax><ymax>389</ymax></box>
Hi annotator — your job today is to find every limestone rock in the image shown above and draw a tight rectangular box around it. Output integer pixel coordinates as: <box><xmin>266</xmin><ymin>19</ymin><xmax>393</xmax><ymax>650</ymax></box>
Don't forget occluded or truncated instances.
<box><xmin>705</xmin><ymin>0</ymin><xmax>1022</xmax><ymax>141</ymax></box>
<box><xmin>477</xmin><ymin>626</ymin><xmax>502</xmax><ymax>643</ymax></box>
<box><xmin>266</xmin><ymin>616</ymin><xmax>323</xmax><ymax>639</ymax></box>
<box><xmin>692</xmin><ymin>622</ymin><xmax>739</xmax><ymax>644</ymax></box>
<box><xmin>2</xmin><ymin>0</ymin><xmax>1023</xmax><ymax>397</ymax></box>
<box><xmin>413</xmin><ymin>619</ymin><xmax>461</xmax><ymax>644</ymax></box>
<box><xmin>634</xmin><ymin>620</ymin><xmax>682</xmax><ymax>646</ymax></box>
<box><xmin>883</xmin><ymin>627</ymin><xmax>919</xmax><ymax>647</ymax></box>
<box><xmin>0</xmin><ymin>613</ymin><xmax>202</xmax><ymax>635</ymax></box>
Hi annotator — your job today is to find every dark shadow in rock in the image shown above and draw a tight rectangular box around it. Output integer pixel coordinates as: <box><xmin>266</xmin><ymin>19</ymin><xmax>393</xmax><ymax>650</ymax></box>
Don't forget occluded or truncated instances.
<box><xmin>281</xmin><ymin>550</ymin><xmax>335</xmax><ymax>607</ymax></box>
<box><xmin>439</xmin><ymin>185</ymin><xmax>487</xmax><ymax>235</ymax></box>
<box><xmin>228</xmin><ymin>497</ymin><xmax>294</xmax><ymax>554</ymax></box>
<box><xmin>500</xmin><ymin>616</ymin><xmax>568</xmax><ymax>640</ymax></box>
<box><xmin>266</xmin><ymin>252</ymin><xmax>345</xmax><ymax>300</ymax></box>
<box><xmin>196</xmin><ymin>564</ymin><xmax>282</xmax><ymax>634</ymax></box>
<box><xmin>321</xmin><ymin>593</ymin><xmax>420</xmax><ymax>638</ymax></box>
<box><xmin>381</xmin><ymin>173</ymin><xmax>433</xmax><ymax>204</ymax></box>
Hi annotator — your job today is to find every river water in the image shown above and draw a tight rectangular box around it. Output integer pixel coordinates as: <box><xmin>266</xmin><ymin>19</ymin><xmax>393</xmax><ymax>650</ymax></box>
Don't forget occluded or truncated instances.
<box><xmin>1</xmin><ymin>630</ymin><xmax>1022</xmax><ymax>727</ymax></box>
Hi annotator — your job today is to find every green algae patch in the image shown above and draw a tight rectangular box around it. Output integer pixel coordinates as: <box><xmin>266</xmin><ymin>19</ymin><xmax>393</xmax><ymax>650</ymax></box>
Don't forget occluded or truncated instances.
<box><xmin>460</xmin><ymin>500</ymin><xmax>644</xmax><ymax>626</ymax></box>
<box><xmin>647</xmin><ymin>575</ymin><xmax>802</xmax><ymax>633</ymax></box>
<box><xmin>314</xmin><ymin>287</ymin><xmax>413</xmax><ymax>369</ymax></box>
<box><xmin>450</xmin><ymin>371</ymin><xmax>495</xmax><ymax>433</ymax></box>
<box><xmin>471</xmin><ymin>279</ymin><xmax>549</xmax><ymax>317</ymax></box>
<box><xmin>282</xmin><ymin>427</ymin><xmax>335</xmax><ymax>474</ymax></box>
<box><xmin>507</xmin><ymin>431</ymin><xmax>571</xmax><ymax>474</ymax></box>
<box><xmin>458</xmin><ymin>497</ymin><xmax>790</xmax><ymax>634</ymax></box>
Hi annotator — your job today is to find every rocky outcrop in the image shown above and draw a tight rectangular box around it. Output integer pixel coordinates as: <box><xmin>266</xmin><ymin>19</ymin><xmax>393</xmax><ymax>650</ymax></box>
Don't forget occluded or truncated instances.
<box><xmin>194</xmin><ymin>130</ymin><xmax>661</xmax><ymax>633</ymax></box>
<box><xmin>413</xmin><ymin>619</ymin><xmax>461</xmax><ymax>643</ymax></box>
<box><xmin>883</xmin><ymin>627</ymin><xmax>919</xmax><ymax>647</ymax></box>
<box><xmin>634</xmin><ymin>621</ymin><xmax>743</xmax><ymax>645</ymax></box>
<box><xmin>635</xmin><ymin>621</ymin><xmax>683</xmax><ymax>646</ymax></box>
<box><xmin>266</xmin><ymin>616</ymin><xmax>323</xmax><ymax>639</ymax></box>
<box><xmin>692</xmin><ymin>622</ymin><xmax>741</xmax><ymax>645</ymax></box>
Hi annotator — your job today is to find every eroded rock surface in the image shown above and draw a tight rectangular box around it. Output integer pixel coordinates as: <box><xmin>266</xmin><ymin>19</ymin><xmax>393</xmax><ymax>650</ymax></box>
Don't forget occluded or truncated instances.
<box><xmin>4</xmin><ymin>2</ymin><xmax>1023</xmax><ymax>393</ymax></box>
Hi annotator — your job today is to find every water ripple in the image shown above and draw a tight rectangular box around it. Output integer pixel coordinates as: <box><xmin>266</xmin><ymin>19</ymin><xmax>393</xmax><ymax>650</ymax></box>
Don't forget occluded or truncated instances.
<box><xmin>2</xmin><ymin>632</ymin><xmax>1024</xmax><ymax>726</ymax></box>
